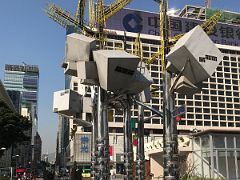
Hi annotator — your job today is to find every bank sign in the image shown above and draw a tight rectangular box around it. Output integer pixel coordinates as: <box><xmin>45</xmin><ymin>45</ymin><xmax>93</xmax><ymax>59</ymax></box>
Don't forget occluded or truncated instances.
<box><xmin>106</xmin><ymin>8</ymin><xmax>240</xmax><ymax>46</ymax></box>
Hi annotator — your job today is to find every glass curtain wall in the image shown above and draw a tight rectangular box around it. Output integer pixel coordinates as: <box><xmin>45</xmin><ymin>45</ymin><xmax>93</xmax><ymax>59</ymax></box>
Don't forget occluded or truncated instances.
<box><xmin>193</xmin><ymin>133</ymin><xmax>240</xmax><ymax>179</ymax></box>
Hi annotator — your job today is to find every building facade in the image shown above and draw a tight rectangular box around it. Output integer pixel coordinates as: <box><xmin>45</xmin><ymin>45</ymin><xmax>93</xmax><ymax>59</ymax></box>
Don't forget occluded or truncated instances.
<box><xmin>56</xmin><ymin>5</ymin><xmax>240</xmax><ymax>179</ymax></box>
<box><xmin>105</xmin><ymin>6</ymin><xmax>240</xmax><ymax>179</ymax></box>
<box><xmin>3</xmin><ymin>64</ymin><xmax>41</xmax><ymax>171</ymax></box>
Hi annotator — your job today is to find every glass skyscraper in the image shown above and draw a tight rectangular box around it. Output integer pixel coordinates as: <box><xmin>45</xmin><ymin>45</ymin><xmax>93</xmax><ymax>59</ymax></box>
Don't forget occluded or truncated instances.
<box><xmin>3</xmin><ymin>64</ymin><xmax>40</xmax><ymax>169</ymax></box>
<box><xmin>4</xmin><ymin>64</ymin><xmax>39</xmax><ymax>142</ymax></box>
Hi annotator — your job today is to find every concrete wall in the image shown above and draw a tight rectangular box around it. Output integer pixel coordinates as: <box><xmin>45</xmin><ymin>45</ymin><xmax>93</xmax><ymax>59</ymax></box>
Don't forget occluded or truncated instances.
<box><xmin>150</xmin><ymin>153</ymin><xmax>164</xmax><ymax>179</ymax></box>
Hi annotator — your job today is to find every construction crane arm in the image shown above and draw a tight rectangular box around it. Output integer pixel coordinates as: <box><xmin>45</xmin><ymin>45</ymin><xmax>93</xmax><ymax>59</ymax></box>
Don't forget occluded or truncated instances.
<box><xmin>147</xmin><ymin>11</ymin><xmax>222</xmax><ymax>64</ymax></box>
<box><xmin>45</xmin><ymin>3</ymin><xmax>95</xmax><ymax>36</ymax></box>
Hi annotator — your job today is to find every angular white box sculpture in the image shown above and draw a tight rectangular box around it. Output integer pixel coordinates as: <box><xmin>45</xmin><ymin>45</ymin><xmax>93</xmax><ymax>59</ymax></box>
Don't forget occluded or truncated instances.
<box><xmin>125</xmin><ymin>62</ymin><xmax>153</xmax><ymax>95</ymax></box>
<box><xmin>77</xmin><ymin>61</ymin><xmax>99</xmax><ymax>85</ymax></box>
<box><xmin>65</xmin><ymin>33</ymin><xmax>96</xmax><ymax>62</ymax></box>
<box><xmin>53</xmin><ymin>89</ymin><xmax>81</xmax><ymax>116</ymax></box>
<box><xmin>82</xmin><ymin>97</ymin><xmax>92</xmax><ymax>113</ymax></box>
<box><xmin>167</xmin><ymin>25</ymin><xmax>223</xmax><ymax>85</ymax></box>
<box><xmin>93</xmin><ymin>50</ymin><xmax>140</xmax><ymax>93</ymax></box>
<box><xmin>63</xmin><ymin>61</ymin><xmax>77</xmax><ymax>77</ymax></box>
<box><xmin>63</xmin><ymin>33</ymin><xmax>96</xmax><ymax>76</ymax></box>
<box><xmin>172</xmin><ymin>76</ymin><xmax>201</xmax><ymax>95</ymax></box>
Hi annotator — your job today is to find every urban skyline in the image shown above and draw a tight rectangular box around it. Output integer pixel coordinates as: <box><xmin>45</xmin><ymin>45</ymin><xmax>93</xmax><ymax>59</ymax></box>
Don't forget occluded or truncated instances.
<box><xmin>0</xmin><ymin>0</ymin><xmax>240</xmax><ymax>155</ymax></box>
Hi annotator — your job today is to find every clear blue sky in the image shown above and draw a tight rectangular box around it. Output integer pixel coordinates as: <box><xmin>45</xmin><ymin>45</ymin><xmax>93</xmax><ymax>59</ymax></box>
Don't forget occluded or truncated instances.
<box><xmin>0</xmin><ymin>0</ymin><xmax>239</xmax><ymax>154</ymax></box>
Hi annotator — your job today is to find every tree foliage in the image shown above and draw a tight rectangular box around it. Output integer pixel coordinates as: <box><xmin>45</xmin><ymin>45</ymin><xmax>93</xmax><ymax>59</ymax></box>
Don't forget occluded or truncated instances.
<box><xmin>0</xmin><ymin>99</ymin><xmax>32</xmax><ymax>157</ymax></box>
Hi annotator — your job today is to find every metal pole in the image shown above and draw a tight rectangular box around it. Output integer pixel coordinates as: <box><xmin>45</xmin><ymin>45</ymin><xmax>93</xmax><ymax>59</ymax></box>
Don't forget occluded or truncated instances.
<box><xmin>91</xmin><ymin>88</ymin><xmax>98</xmax><ymax>180</ymax></box>
<box><xmin>136</xmin><ymin>105</ymin><xmax>145</xmax><ymax>180</ymax></box>
<box><xmin>10</xmin><ymin>167</ymin><xmax>12</xmax><ymax>180</ymax></box>
<box><xmin>96</xmin><ymin>87</ymin><xmax>110</xmax><ymax>180</ymax></box>
<box><xmin>160</xmin><ymin>0</ymin><xmax>179</xmax><ymax>179</ymax></box>
<box><xmin>123</xmin><ymin>99</ymin><xmax>133</xmax><ymax>180</ymax></box>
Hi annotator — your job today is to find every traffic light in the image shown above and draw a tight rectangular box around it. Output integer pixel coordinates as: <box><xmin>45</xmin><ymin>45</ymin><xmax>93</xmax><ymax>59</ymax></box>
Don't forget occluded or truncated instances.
<box><xmin>175</xmin><ymin>115</ymin><xmax>182</xmax><ymax>122</ymax></box>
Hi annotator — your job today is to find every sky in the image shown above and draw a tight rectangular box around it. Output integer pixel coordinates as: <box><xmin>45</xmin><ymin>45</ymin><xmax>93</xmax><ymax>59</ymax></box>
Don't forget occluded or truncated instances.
<box><xmin>0</xmin><ymin>0</ymin><xmax>239</xmax><ymax>154</ymax></box>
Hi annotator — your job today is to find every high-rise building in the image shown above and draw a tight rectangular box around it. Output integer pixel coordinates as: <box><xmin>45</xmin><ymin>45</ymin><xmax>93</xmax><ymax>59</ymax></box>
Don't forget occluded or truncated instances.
<box><xmin>55</xmin><ymin>5</ymin><xmax>240</xmax><ymax>179</ymax></box>
<box><xmin>3</xmin><ymin>64</ymin><xmax>41</xmax><ymax>170</ymax></box>
<box><xmin>103</xmin><ymin>6</ymin><xmax>240</xmax><ymax>179</ymax></box>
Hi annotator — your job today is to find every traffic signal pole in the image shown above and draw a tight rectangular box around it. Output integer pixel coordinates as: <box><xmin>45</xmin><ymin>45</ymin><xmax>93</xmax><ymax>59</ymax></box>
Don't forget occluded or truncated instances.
<box><xmin>160</xmin><ymin>0</ymin><xmax>179</xmax><ymax>179</ymax></box>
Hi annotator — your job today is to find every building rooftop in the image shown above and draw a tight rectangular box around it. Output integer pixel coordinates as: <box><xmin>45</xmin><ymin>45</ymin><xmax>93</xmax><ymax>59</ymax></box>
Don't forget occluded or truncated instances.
<box><xmin>5</xmin><ymin>64</ymin><xmax>39</xmax><ymax>74</ymax></box>
<box><xmin>179</xmin><ymin>5</ymin><xmax>240</xmax><ymax>26</ymax></box>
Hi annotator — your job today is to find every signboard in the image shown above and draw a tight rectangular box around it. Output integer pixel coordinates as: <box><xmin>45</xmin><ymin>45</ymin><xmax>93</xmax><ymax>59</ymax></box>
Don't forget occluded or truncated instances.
<box><xmin>172</xmin><ymin>105</ymin><xmax>186</xmax><ymax>117</ymax></box>
<box><xmin>80</xmin><ymin>136</ymin><xmax>89</xmax><ymax>153</ymax></box>
<box><xmin>206</xmin><ymin>8</ymin><xmax>240</xmax><ymax>25</ymax></box>
<box><xmin>106</xmin><ymin>8</ymin><xmax>240</xmax><ymax>46</ymax></box>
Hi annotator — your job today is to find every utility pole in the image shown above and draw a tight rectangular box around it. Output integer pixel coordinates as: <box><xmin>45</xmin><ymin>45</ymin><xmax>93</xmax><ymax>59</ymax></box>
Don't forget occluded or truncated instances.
<box><xmin>160</xmin><ymin>0</ymin><xmax>179</xmax><ymax>179</ymax></box>
<box><xmin>134</xmin><ymin>33</ymin><xmax>145</xmax><ymax>180</ymax></box>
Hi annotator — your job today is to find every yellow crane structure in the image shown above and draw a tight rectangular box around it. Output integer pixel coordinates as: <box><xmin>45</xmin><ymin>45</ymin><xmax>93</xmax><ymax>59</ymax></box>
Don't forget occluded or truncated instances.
<box><xmin>75</xmin><ymin>0</ymin><xmax>86</xmax><ymax>26</ymax></box>
<box><xmin>45</xmin><ymin>0</ymin><xmax>132</xmax><ymax>39</ymax></box>
<box><xmin>88</xmin><ymin>0</ymin><xmax>95</xmax><ymax>29</ymax></box>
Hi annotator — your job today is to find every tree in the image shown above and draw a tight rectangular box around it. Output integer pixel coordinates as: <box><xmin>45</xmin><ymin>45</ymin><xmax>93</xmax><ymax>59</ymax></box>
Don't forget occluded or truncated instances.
<box><xmin>0</xmin><ymin>99</ymin><xmax>32</xmax><ymax>157</ymax></box>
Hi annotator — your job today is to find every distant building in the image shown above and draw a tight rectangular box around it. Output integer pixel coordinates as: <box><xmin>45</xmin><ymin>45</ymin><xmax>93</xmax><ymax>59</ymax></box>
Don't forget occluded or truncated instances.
<box><xmin>6</xmin><ymin>90</ymin><xmax>21</xmax><ymax>113</ymax></box>
<box><xmin>3</xmin><ymin>64</ymin><xmax>41</xmax><ymax>170</ymax></box>
<box><xmin>34</xmin><ymin>132</ymin><xmax>42</xmax><ymax>163</ymax></box>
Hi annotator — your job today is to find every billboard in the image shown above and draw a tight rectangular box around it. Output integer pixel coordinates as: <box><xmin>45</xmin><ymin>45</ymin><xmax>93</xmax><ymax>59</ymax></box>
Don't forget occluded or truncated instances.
<box><xmin>206</xmin><ymin>8</ymin><xmax>240</xmax><ymax>25</ymax></box>
<box><xmin>106</xmin><ymin>8</ymin><xmax>240</xmax><ymax>46</ymax></box>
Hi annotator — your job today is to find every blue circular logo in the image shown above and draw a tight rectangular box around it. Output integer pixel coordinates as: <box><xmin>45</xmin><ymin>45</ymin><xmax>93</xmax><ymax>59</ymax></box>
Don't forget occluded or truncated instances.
<box><xmin>123</xmin><ymin>13</ymin><xmax>143</xmax><ymax>33</ymax></box>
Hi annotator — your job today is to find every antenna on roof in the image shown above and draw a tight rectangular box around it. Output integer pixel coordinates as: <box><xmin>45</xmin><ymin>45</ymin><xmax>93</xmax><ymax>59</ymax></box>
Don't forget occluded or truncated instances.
<box><xmin>205</xmin><ymin>0</ymin><xmax>211</xmax><ymax>8</ymax></box>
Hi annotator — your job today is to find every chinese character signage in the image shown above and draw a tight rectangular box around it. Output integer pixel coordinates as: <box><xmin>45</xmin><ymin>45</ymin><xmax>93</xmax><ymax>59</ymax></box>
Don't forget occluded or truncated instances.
<box><xmin>80</xmin><ymin>136</ymin><xmax>89</xmax><ymax>153</ymax></box>
<box><xmin>106</xmin><ymin>8</ymin><xmax>240</xmax><ymax>46</ymax></box>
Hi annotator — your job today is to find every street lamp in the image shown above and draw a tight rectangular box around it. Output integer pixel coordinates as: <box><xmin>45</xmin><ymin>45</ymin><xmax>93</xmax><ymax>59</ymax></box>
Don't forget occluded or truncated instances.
<box><xmin>0</xmin><ymin>147</ymin><xmax>6</xmax><ymax>151</ymax></box>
